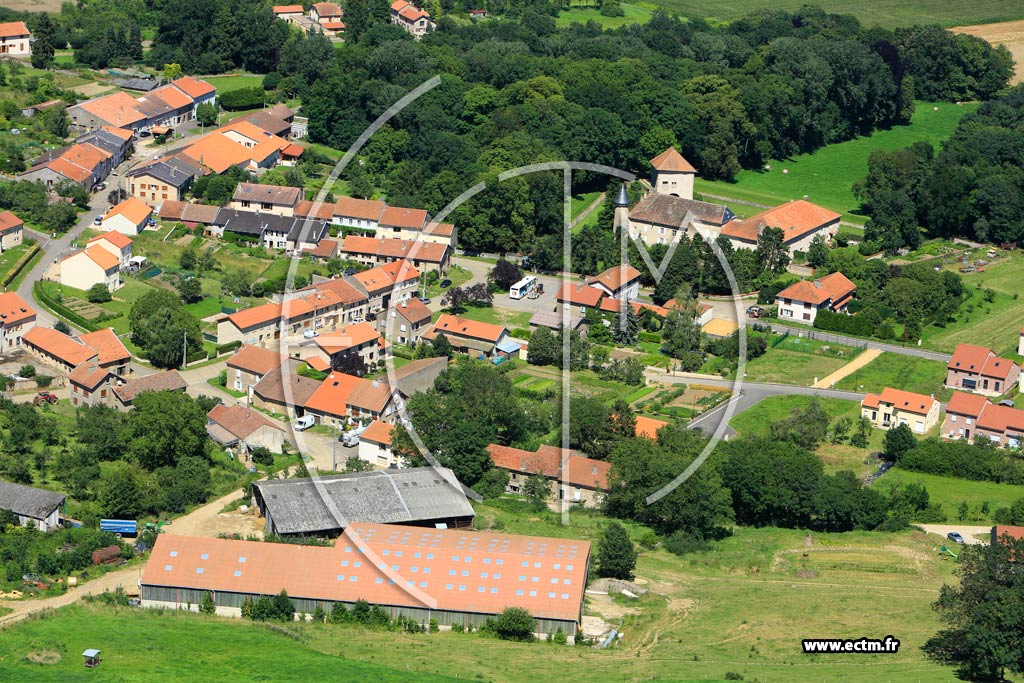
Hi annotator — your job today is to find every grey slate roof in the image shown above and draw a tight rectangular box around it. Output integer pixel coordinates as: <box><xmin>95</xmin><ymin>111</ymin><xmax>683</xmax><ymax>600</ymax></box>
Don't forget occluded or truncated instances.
<box><xmin>114</xmin><ymin>78</ymin><xmax>158</xmax><ymax>92</ymax></box>
<box><xmin>213</xmin><ymin>209</ymin><xmax>297</xmax><ymax>237</ymax></box>
<box><xmin>613</xmin><ymin>185</ymin><xmax>630</xmax><ymax>207</ymax></box>
<box><xmin>253</xmin><ymin>467</ymin><xmax>474</xmax><ymax>535</ymax></box>
<box><xmin>392</xmin><ymin>356</ymin><xmax>447</xmax><ymax>397</ymax></box>
<box><xmin>213</xmin><ymin>208</ymin><xmax>328</xmax><ymax>244</ymax></box>
<box><xmin>129</xmin><ymin>160</ymin><xmax>195</xmax><ymax>188</ymax></box>
<box><xmin>628</xmin><ymin>192</ymin><xmax>733</xmax><ymax>228</ymax></box>
<box><xmin>77</xmin><ymin>129</ymin><xmax>130</xmax><ymax>156</ymax></box>
<box><xmin>0</xmin><ymin>480</ymin><xmax>65</xmax><ymax>520</ymax></box>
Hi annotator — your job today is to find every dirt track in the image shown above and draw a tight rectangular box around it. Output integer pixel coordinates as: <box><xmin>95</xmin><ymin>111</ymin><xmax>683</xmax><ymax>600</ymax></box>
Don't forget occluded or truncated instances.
<box><xmin>953</xmin><ymin>20</ymin><xmax>1024</xmax><ymax>84</ymax></box>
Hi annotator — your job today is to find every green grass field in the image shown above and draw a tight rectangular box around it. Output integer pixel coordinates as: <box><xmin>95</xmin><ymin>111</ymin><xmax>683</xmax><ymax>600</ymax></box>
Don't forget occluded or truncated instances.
<box><xmin>0</xmin><ymin>605</ymin><xmax>457</xmax><ymax>683</ymax></box>
<box><xmin>204</xmin><ymin>74</ymin><xmax>264</xmax><ymax>92</ymax></box>
<box><xmin>457</xmin><ymin>304</ymin><xmax>533</xmax><ymax>330</ymax></box>
<box><xmin>741</xmin><ymin>348</ymin><xmax>849</xmax><ymax>385</ymax></box>
<box><xmin>695</xmin><ymin>102</ymin><xmax>978</xmax><ymax>222</ymax></box>
<box><xmin>556</xmin><ymin>2</ymin><xmax>656</xmax><ymax>28</ymax></box>
<box><xmin>873</xmin><ymin>468</ymin><xmax>1024</xmax><ymax>522</ymax></box>
<box><xmin>836</xmin><ymin>352</ymin><xmax>951</xmax><ymax>399</ymax></box>
<box><xmin>647</xmin><ymin>0</ymin><xmax>1024</xmax><ymax>27</ymax></box>
<box><xmin>729</xmin><ymin>395</ymin><xmax>859</xmax><ymax>436</ymax></box>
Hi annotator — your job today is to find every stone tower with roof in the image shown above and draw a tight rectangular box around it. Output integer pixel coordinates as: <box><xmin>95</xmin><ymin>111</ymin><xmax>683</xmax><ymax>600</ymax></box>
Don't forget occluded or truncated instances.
<box><xmin>649</xmin><ymin>147</ymin><xmax>697</xmax><ymax>199</ymax></box>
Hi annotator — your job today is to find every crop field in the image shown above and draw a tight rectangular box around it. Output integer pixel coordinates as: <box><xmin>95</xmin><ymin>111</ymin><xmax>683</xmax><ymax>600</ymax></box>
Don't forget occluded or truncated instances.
<box><xmin>650</xmin><ymin>0</ymin><xmax>1024</xmax><ymax>27</ymax></box>
<box><xmin>694</xmin><ymin>102</ymin><xmax>978</xmax><ymax>222</ymax></box>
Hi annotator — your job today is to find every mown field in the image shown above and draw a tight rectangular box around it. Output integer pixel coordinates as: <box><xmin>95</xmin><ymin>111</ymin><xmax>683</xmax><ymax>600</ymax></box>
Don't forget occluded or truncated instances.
<box><xmin>2</xmin><ymin>519</ymin><xmax>968</xmax><ymax>683</ymax></box>
<box><xmin>694</xmin><ymin>102</ymin><xmax>978</xmax><ymax>223</ymax></box>
<box><xmin>874</xmin><ymin>468</ymin><xmax>1024</xmax><ymax>522</ymax></box>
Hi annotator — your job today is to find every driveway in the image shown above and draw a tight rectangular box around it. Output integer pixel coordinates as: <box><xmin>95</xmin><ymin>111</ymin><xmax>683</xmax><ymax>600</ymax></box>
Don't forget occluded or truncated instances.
<box><xmin>919</xmin><ymin>524</ymin><xmax>991</xmax><ymax>546</ymax></box>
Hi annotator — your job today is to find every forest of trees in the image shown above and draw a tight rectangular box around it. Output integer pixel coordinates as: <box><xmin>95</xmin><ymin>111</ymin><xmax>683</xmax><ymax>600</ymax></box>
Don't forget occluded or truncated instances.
<box><xmin>859</xmin><ymin>85</ymin><xmax>1024</xmax><ymax>248</ymax></box>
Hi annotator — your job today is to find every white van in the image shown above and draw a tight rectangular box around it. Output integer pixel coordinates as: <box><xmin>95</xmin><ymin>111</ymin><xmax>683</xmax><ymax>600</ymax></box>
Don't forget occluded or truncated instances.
<box><xmin>294</xmin><ymin>415</ymin><xmax>315</xmax><ymax>431</ymax></box>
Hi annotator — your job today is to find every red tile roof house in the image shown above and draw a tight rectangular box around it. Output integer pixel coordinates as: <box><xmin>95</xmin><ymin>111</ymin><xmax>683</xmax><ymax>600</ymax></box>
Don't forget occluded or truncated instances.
<box><xmin>0</xmin><ymin>292</ymin><xmax>36</xmax><ymax>351</ymax></box>
<box><xmin>206</xmin><ymin>403</ymin><xmax>285</xmax><ymax>455</ymax></box>
<box><xmin>942</xmin><ymin>390</ymin><xmax>1024</xmax><ymax>448</ymax></box>
<box><xmin>588</xmin><ymin>264</ymin><xmax>642</xmax><ymax>301</ymax></box>
<box><xmin>139</xmin><ymin>523</ymin><xmax>591</xmax><ymax>639</ymax></box>
<box><xmin>273</xmin><ymin>4</ymin><xmax>304</xmax><ymax>20</ymax></box>
<box><xmin>340</xmin><ymin>235</ymin><xmax>451</xmax><ymax>275</ymax></box>
<box><xmin>555</xmin><ymin>282</ymin><xmax>605</xmax><ymax>314</ymax></box>
<box><xmin>487</xmin><ymin>443</ymin><xmax>611</xmax><ymax>508</ymax></box>
<box><xmin>390</xmin><ymin>0</ymin><xmax>435</xmax><ymax>38</ymax></box>
<box><xmin>303</xmin><ymin>372</ymin><xmax>396</xmax><ymax>428</ymax></box>
<box><xmin>861</xmin><ymin>387</ymin><xmax>941</xmax><ymax>435</ymax></box>
<box><xmin>345</xmin><ymin>259</ymin><xmax>420</xmax><ymax>315</ymax></box>
<box><xmin>991</xmin><ymin>525</ymin><xmax>1024</xmax><ymax>547</ymax></box>
<box><xmin>24</xmin><ymin>327</ymin><xmax>101</xmax><ymax>374</ymax></box>
<box><xmin>21</xmin><ymin>326</ymin><xmax>125</xmax><ymax>405</ymax></box>
<box><xmin>945</xmin><ymin>343</ymin><xmax>1020</xmax><ymax>397</ymax></box>
<box><xmin>0</xmin><ymin>21</ymin><xmax>32</xmax><ymax>57</ymax></box>
<box><xmin>215</xmin><ymin>287</ymin><xmax>354</xmax><ymax>347</ymax></box>
<box><xmin>422</xmin><ymin>314</ymin><xmax>508</xmax><ymax>357</ymax></box>
<box><xmin>86</xmin><ymin>231</ymin><xmax>133</xmax><ymax>269</ymax></box>
<box><xmin>378</xmin><ymin>206</ymin><xmax>429</xmax><ymax>239</ymax></box>
<box><xmin>332</xmin><ymin>196</ymin><xmax>386</xmax><ymax>231</ymax></box>
<box><xmin>226</xmin><ymin>344</ymin><xmax>285</xmax><ymax>394</ymax></box>
<box><xmin>720</xmin><ymin>199</ymin><xmax>842</xmax><ymax>255</ymax></box>
<box><xmin>774</xmin><ymin>271</ymin><xmax>856</xmax><ymax>325</ymax></box>
<box><xmin>0</xmin><ymin>211</ymin><xmax>24</xmax><ymax>252</ymax></box>
<box><xmin>311</xmin><ymin>2</ymin><xmax>343</xmax><ymax>23</ymax></box>
<box><xmin>357</xmin><ymin>419</ymin><xmax>397</xmax><ymax>468</ymax></box>
<box><xmin>295</xmin><ymin>322</ymin><xmax>387</xmax><ymax>373</ymax></box>
<box><xmin>384</xmin><ymin>297</ymin><xmax>433</xmax><ymax>346</ymax></box>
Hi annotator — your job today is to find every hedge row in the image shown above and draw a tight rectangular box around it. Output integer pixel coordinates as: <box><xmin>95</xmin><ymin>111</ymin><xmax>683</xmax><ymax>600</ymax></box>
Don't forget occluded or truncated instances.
<box><xmin>812</xmin><ymin>310</ymin><xmax>876</xmax><ymax>337</ymax></box>
<box><xmin>1</xmin><ymin>243</ymin><xmax>40</xmax><ymax>289</ymax></box>
<box><xmin>33</xmin><ymin>281</ymin><xmax>99</xmax><ymax>332</ymax></box>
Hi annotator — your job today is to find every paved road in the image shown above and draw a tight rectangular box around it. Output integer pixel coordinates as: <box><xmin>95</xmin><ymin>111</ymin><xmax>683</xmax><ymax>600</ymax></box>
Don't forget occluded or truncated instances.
<box><xmin>751</xmin><ymin>321</ymin><xmax>952</xmax><ymax>362</ymax></box>
<box><xmin>919</xmin><ymin>524</ymin><xmax>991</xmax><ymax>546</ymax></box>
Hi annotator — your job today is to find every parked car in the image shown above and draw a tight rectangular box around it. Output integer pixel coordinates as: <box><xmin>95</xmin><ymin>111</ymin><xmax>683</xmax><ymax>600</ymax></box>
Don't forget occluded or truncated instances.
<box><xmin>418</xmin><ymin>297</ymin><xmax>431</xmax><ymax>305</ymax></box>
<box><xmin>138</xmin><ymin>130</ymin><xmax>151</xmax><ymax>137</ymax></box>
<box><xmin>33</xmin><ymin>391</ymin><xmax>59</xmax><ymax>406</ymax></box>
<box><xmin>440</xmin><ymin>279</ymin><xmax>452</xmax><ymax>289</ymax></box>
<box><xmin>302</xmin><ymin>329</ymin><xmax>317</xmax><ymax>339</ymax></box>
<box><xmin>947</xmin><ymin>531</ymin><xmax>965</xmax><ymax>544</ymax></box>
<box><xmin>746</xmin><ymin>305</ymin><xmax>765</xmax><ymax>318</ymax></box>
<box><xmin>96</xmin><ymin>182</ymin><xmax>106</xmax><ymax>191</ymax></box>
<box><xmin>93</xmin><ymin>215</ymin><xmax>103</xmax><ymax>225</ymax></box>
<box><xmin>294</xmin><ymin>415</ymin><xmax>315</xmax><ymax>431</ymax></box>
<box><xmin>366</xmin><ymin>312</ymin><xmax>377</xmax><ymax>321</ymax></box>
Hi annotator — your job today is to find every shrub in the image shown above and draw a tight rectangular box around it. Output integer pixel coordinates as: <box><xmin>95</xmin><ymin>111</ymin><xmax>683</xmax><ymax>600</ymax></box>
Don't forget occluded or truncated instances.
<box><xmin>87</xmin><ymin>283</ymin><xmax>112</xmax><ymax>303</ymax></box>
<box><xmin>663</xmin><ymin>530</ymin><xmax>710</xmax><ymax>556</ymax></box>
<box><xmin>250</xmin><ymin>446</ymin><xmax>274</xmax><ymax>466</ymax></box>
<box><xmin>218</xmin><ymin>87</ymin><xmax>265</xmax><ymax>111</ymax></box>
<box><xmin>494</xmin><ymin>607</ymin><xmax>536</xmax><ymax>642</ymax></box>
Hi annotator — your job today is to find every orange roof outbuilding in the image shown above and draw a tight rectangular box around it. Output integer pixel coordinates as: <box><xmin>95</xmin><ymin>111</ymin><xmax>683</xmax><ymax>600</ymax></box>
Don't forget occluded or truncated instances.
<box><xmin>650</xmin><ymin>147</ymin><xmax>697</xmax><ymax>173</ymax></box>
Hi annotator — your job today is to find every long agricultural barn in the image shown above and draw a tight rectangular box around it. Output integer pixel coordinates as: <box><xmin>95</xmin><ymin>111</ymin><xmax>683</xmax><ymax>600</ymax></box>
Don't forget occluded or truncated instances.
<box><xmin>250</xmin><ymin>467</ymin><xmax>475</xmax><ymax>536</ymax></box>
<box><xmin>141</xmin><ymin>523</ymin><xmax>591</xmax><ymax>639</ymax></box>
